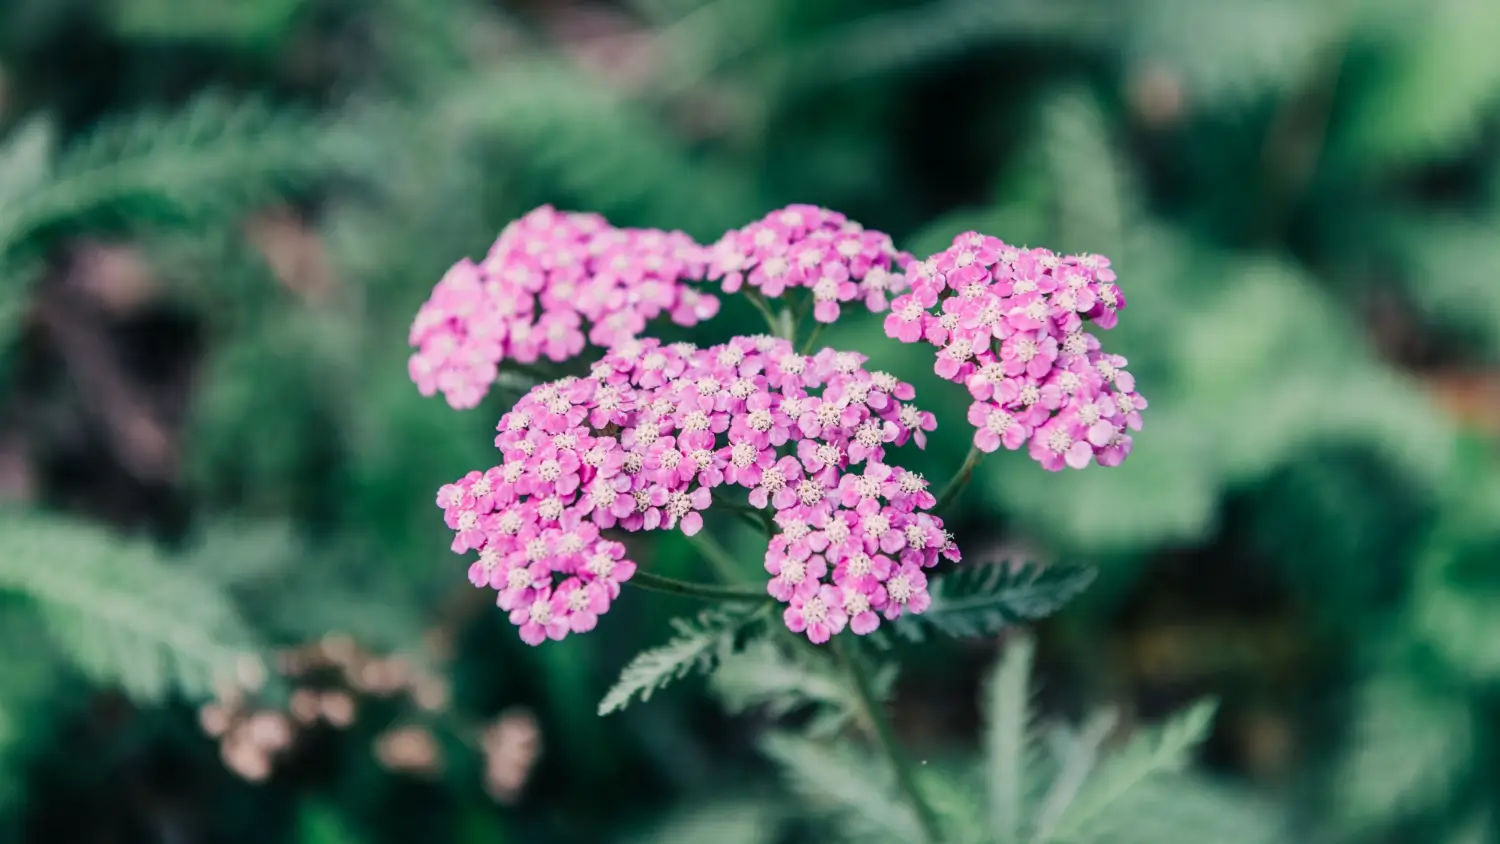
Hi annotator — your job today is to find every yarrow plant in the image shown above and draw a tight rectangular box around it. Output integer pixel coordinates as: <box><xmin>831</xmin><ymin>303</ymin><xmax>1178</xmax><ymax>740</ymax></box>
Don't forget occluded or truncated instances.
<box><xmin>409</xmin><ymin>203</ymin><xmax>1148</xmax><ymax>843</ymax></box>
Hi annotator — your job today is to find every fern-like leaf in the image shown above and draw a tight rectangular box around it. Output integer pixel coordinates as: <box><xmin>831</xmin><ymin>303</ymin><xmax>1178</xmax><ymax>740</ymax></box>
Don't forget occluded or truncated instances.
<box><xmin>760</xmin><ymin>730</ymin><xmax>919</xmax><ymax>844</ymax></box>
<box><xmin>985</xmin><ymin>633</ymin><xmax>1036</xmax><ymax>842</ymax></box>
<box><xmin>0</xmin><ymin>512</ymin><xmax>260</xmax><ymax>702</ymax></box>
<box><xmin>1040</xmin><ymin>699</ymin><xmax>1218</xmax><ymax>842</ymax></box>
<box><xmin>0</xmin><ymin>93</ymin><xmax>338</xmax><ymax>256</ymax></box>
<box><xmin>710</xmin><ymin>636</ymin><xmax>896</xmax><ymax>737</ymax></box>
<box><xmin>896</xmin><ymin>559</ymin><xmax>1095</xmax><ymax>641</ymax></box>
<box><xmin>598</xmin><ymin>604</ymin><xmax>765</xmax><ymax>715</ymax></box>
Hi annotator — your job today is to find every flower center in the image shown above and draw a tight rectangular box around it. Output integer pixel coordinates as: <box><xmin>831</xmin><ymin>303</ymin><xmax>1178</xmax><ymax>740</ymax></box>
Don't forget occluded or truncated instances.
<box><xmin>658</xmin><ymin>450</ymin><xmax>681</xmax><ymax>469</ymax></box>
<box><xmin>815</xmin><ymin>443</ymin><xmax>842</xmax><ymax>466</ymax></box>
<box><xmin>622</xmin><ymin>453</ymin><xmax>645</xmax><ymax>474</ymax></box>
<box><xmin>888</xmin><ymin>575</ymin><xmax>912</xmax><ymax>603</ymax></box>
<box><xmin>470</xmin><ymin>478</ymin><xmax>492</xmax><ymax>498</ymax></box>
<box><xmin>589</xmin><ymin>482</ymin><xmax>617</xmax><ymax>507</ymax></box>
<box><xmin>457</xmin><ymin>512</ymin><xmax>478</xmax><ymax>531</ymax></box>
<box><xmin>525</xmin><ymin>539</ymin><xmax>549</xmax><ymax>561</ymax></box>
<box><xmin>904</xmin><ymin>525</ymin><xmax>927</xmax><ymax>550</ymax></box>
<box><xmin>506</xmin><ymin>568</ymin><xmax>532</xmax><ymax>591</ymax></box>
<box><xmin>782</xmin><ymin>558</ymin><xmax>806</xmax><ymax>584</ymax></box>
<box><xmin>762</xmin><ymin>467</ymin><xmax>786</xmax><ymax>491</ymax></box>
<box><xmin>813</xmin><ymin>276</ymin><xmax>839</xmax><ymax>301</ymax></box>
<box><xmin>898</xmin><ymin>405</ymin><xmax>923</xmax><ymax>429</ymax></box>
<box><xmin>855</xmin><ymin>421</ymin><xmax>883</xmax><ymax>447</ymax></box>
<box><xmin>478</xmin><ymin>548</ymin><xmax>501</xmax><ymax>572</ymax></box>
<box><xmin>633</xmin><ymin>490</ymin><xmax>653</xmax><ymax>512</ymax></box>
<box><xmin>945</xmin><ymin>339</ymin><xmax>972</xmax><ymax>361</ymax></box>
<box><xmin>497</xmin><ymin>512</ymin><xmax>523</xmax><ymax>534</ymax></box>
<box><xmin>642</xmin><ymin>353</ymin><xmax>667</xmax><ymax>371</ymax></box>
<box><xmin>683</xmin><ymin>411</ymin><xmax>711</xmax><ymax>431</ymax></box>
<box><xmin>796</xmin><ymin>479</ymin><xmax>825</xmax><ymax>506</ymax></box>
<box><xmin>803</xmin><ymin>596</ymin><xmax>829</xmax><ymax>624</ymax></box>
<box><xmin>538</xmin><ymin>460</ymin><xmax>562</xmax><ymax>482</ymax></box>
<box><xmin>748</xmin><ymin>409</ymin><xmax>773</xmax><ymax>431</ymax></box>
<box><xmin>846</xmin><ymin>591</ymin><xmax>870</xmax><ymax>615</ymax></box>
<box><xmin>586</xmin><ymin>553</ymin><xmax>615</xmax><ymax>579</ymax></box>
<box><xmin>864</xmin><ymin>514</ymin><xmax>890</xmax><ymax>537</ymax></box>
<box><xmin>1047</xmin><ymin>428</ymin><xmax>1073</xmax><ymax>454</ymax></box>
<box><xmin>1016</xmin><ymin>338</ymin><xmax>1038</xmax><ymax>362</ymax></box>
<box><xmin>665</xmin><ymin>492</ymin><xmax>693</xmax><ymax>518</ymax></box>
<box><xmin>567</xmin><ymin>588</ymin><xmax>591</xmax><ymax>612</ymax></box>
<box><xmin>538</xmin><ymin>498</ymin><xmax>564</xmax><ymax>521</ymax></box>
<box><xmin>899</xmin><ymin>301</ymin><xmax>924</xmax><ymax>320</ymax></box>
<box><xmin>528</xmin><ymin>601</ymin><xmax>552</xmax><ymax>624</ymax></box>
<box><xmin>730</xmin><ymin>443</ymin><xmax>757</xmax><ymax>467</ymax></box>
<box><xmin>826</xmin><ymin>520</ymin><xmax>851</xmax><ymax>544</ymax></box>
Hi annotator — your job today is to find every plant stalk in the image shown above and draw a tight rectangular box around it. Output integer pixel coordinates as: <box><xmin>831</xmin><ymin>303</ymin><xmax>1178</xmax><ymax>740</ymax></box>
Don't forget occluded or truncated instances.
<box><xmin>933</xmin><ymin>445</ymin><xmax>983</xmax><ymax>514</ymax></box>
<box><xmin>685</xmin><ymin>530</ymin><xmax>747</xmax><ymax>584</ymax></box>
<box><xmin>627</xmin><ymin>570</ymin><xmax>767</xmax><ymax>602</ymax></box>
<box><xmin>834</xmin><ymin>637</ymin><xmax>943</xmax><ymax>843</ymax></box>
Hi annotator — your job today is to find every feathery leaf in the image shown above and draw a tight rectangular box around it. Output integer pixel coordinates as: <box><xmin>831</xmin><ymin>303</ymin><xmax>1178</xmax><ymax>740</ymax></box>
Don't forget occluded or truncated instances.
<box><xmin>760</xmin><ymin>730</ymin><xmax>920</xmax><ymax>843</ymax></box>
<box><xmin>598</xmin><ymin>604</ymin><xmax>765</xmax><ymax>715</ymax></box>
<box><xmin>0</xmin><ymin>512</ymin><xmax>259</xmax><ymax>702</ymax></box>
<box><xmin>896</xmin><ymin>559</ymin><xmax>1096</xmax><ymax>641</ymax></box>
<box><xmin>1042</xmin><ymin>699</ymin><xmax>1218</xmax><ymax>842</ymax></box>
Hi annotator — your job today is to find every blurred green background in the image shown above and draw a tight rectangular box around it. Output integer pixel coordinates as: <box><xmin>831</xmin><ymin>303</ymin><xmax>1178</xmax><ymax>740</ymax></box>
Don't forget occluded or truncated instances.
<box><xmin>2</xmin><ymin>0</ymin><xmax>1500</xmax><ymax>841</ymax></box>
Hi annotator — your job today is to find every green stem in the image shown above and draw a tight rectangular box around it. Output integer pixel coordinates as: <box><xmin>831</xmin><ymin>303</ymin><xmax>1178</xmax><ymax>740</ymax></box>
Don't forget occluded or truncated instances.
<box><xmin>798</xmin><ymin>320</ymin><xmax>825</xmax><ymax>356</ymax></box>
<box><xmin>744</xmin><ymin>290</ymin><xmax>781</xmax><ymax>335</ymax></box>
<box><xmin>627</xmin><ymin>570</ymin><xmax>767</xmax><ymax>602</ymax></box>
<box><xmin>685</xmin><ymin>530</ymin><xmax>746</xmax><ymax>585</ymax></box>
<box><xmin>933</xmin><ymin>445</ymin><xmax>983</xmax><ymax>515</ymax></box>
<box><xmin>834</xmin><ymin>637</ymin><xmax>943</xmax><ymax>843</ymax></box>
<box><xmin>712</xmin><ymin>491</ymin><xmax>776</xmax><ymax>536</ymax></box>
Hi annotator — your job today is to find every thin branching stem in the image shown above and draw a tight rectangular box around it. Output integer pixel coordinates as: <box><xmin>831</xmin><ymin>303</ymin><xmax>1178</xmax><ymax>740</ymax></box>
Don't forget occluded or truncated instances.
<box><xmin>711</xmin><ymin>490</ymin><xmax>775</xmax><ymax>536</ymax></box>
<box><xmin>685</xmin><ymin>530</ymin><xmax>747</xmax><ymax>585</ymax></box>
<box><xmin>798</xmin><ymin>320</ymin><xmax>825</xmax><ymax>356</ymax></box>
<box><xmin>627</xmin><ymin>570</ymin><xmax>767</xmax><ymax>602</ymax></box>
<box><xmin>744</xmin><ymin>290</ymin><xmax>782</xmax><ymax>335</ymax></box>
<box><xmin>833</xmin><ymin>637</ymin><xmax>944</xmax><ymax>844</ymax></box>
<box><xmin>933</xmin><ymin>445</ymin><xmax>984</xmax><ymax>514</ymax></box>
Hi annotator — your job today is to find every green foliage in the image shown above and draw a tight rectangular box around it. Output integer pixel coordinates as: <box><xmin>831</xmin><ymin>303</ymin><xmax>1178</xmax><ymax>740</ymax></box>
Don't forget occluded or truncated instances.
<box><xmin>598</xmin><ymin>604</ymin><xmax>766</xmax><ymax>715</ymax></box>
<box><xmin>1336</xmin><ymin>0</ymin><xmax>1500</xmax><ymax>166</ymax></box>
<box><xmin>618</xmin><ymin>799</ymin><xmax>782</xmax><ymax>844</ymax></box>
<box><xmin>0</xmin><ymin>94</ymin><xmax>337</xmax><ymax>258</ymax></box>
<box><xmin>0</xmin><ymin>512</ymin><xmax>258</xmax><ymax>702</ymax></box>
<box><xmin>710</xmin><ymin>636</ymin><xmax>896</xmax><ymax>737</ymax></box>
<box><xmin>763</xmin><ymin>636</ymin><xmax>1273</xmax><ymax>844</ymax></box>
<box><xmin>761</xmin><ymin>730</ymin><xmax>923</xmax><ymax>843</ymax></box>
<box><xmin>896</xmin><ymin>560</ymin><xmax>1096</xmax><ymax>641</ymax></box>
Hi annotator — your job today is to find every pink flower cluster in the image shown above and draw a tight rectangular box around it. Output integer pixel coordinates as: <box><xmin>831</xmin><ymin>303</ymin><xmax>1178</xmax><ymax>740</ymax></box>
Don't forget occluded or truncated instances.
<box><xmin>434</xmin><ymin>335</ymin><xmax>954</xmax><ymax>645</ymax></box>
<box><xmin>708</xmin><ymin>204</ymin><xmax>914</xmax><ymax>323</ymax></box>
<box><xmin>408</xmin><ymin>206</ymin><xmax>720</xmax><ymax>409</ymax></box>
<box><xmin>883</xmin><ymin>232</ymin><xmax>1146</xmax><ymax>471</ymax></box>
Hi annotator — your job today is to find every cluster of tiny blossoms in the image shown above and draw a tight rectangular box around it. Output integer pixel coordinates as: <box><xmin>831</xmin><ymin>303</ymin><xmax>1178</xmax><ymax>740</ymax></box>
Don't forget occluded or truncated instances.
<box><xmin>408</xmin><ymin>206</ymin><xmax>719</xmax><ymax>409</ymax></box>
<box><xmin>434</xmin><ymin>335</ymin><xmax>954</xmax><ymax>645</ymax></box>
<box><xmin>709</xmin><ymin>204</ymin><xmax>914</xmax><ymax>323</ymax></box>
<box><xmin>884</xmin><ymin>232</ymin><xmax>1146</xmax><ymax>471</ymax></box>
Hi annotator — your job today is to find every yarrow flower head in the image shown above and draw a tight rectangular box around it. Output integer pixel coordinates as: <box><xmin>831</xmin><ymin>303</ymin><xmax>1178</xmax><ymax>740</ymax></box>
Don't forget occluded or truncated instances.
<box><xmin>708</xmin><ymin>204</ymin><xmax>914</xmax><ymax>323</ymax></box>
<box><xmin>884</xmin><ymin>232</ymin><xmax>1145</xmax><ymax>471</ymax></box>
<box><xmin>437</xmin><ymin>334</ymin><xmax>953</xmax><ymax>644</ymax></box>
<box><xmin>419</xmin><ymin>205</ymin><xmax>1145</xmax><ymax>648</ymax></box>
<box><xmin>408</xmin><ymin>206</ymin><xmax>719</xmax><ymax>409</ymax></box>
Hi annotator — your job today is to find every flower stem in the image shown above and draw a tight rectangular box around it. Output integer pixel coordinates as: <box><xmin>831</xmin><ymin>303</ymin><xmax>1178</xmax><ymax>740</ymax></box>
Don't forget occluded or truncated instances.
<box><xmin>712</xmin><ymin>490</ymin><xmax>776</xmax><ymax>536</ymax></box>
<box><xmin>833</xmin><ymin>637</ymin><xmax>943</xmax><ymax>843</ymax></box>
<box><xmin>744</xmin><ymin>290</ymin><xmax>781</xmax><ymax>335</ymax></box>
<box><xmin>685</xmin><ymin>530</ymin><xmax>747</xmax><ymax>585</ymax></box>
<box><xmin>933</xmin><ymin>445</ymin><xmax>983</xmax><ymax>515</ymax></box>
<box><xmin>627</xmin><ymin>570</ymin><xmax>767</xmax><ymax>602</ymax></box>
<box><xmin>798</xmin><ymin>321</ymin><xmax>825</xmax><ymax>356</ymax></box>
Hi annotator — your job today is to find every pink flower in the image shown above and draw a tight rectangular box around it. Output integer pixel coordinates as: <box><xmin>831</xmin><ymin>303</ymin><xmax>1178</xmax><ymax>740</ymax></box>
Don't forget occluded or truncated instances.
<box><xmin>784</xmin><ymin>584</ymin><xmax>849</xmax><ymax>644</ymax></box>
